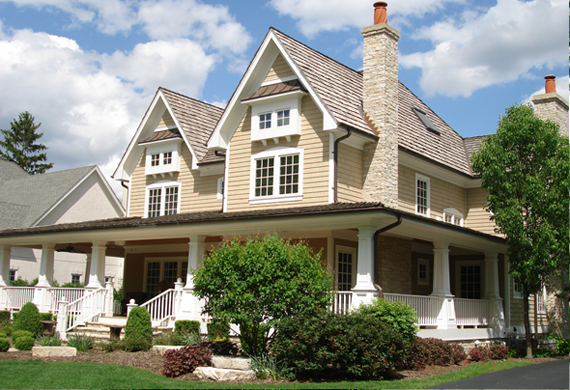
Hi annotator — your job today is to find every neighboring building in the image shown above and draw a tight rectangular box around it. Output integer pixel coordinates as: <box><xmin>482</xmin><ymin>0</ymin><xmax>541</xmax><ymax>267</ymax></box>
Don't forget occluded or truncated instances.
<box><xmin>0</xmin><ymin>161</ymin><xmax>125</xmax><ymax>288</ymax></box>
<box><xmin>0</xmin><ymin>2</ymin><xmax>567</xmax><ymax>340</ymax></box>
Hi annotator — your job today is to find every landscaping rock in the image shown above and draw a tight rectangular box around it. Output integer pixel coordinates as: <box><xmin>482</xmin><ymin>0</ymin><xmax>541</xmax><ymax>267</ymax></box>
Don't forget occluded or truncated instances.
<box><xmin>211</xmin><ymin>356</ymin><xmax>251</xmax><ymax>370</ymax></box>
<box><xmin>32</xmin><ymin>346</ymin><xmax>77</xmax><ymax>357</ymax></box>
<box><xmin>194</xmin><ymin>367</ymin><xmax>256</xmax><ymax>382</ymax></box>
<box><xmin>152</xmin><ymin>345</ymin><xmax>184</xmax><ymax>356</ymax></box>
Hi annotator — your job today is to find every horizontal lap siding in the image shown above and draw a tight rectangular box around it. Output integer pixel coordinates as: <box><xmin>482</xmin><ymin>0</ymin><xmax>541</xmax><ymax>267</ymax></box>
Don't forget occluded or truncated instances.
<box><xmin>226</xmin><ymin>97</ymin><xmax>329</xmax><ymax>212</ymax></box>
<box><xmin>264</xmin><ymin>54</ymin><xmax>295</xmax><ymax>82</ymax></box>
<box><xmin>128</xmin><ymin>145</ymin><xmax>222</xmax><ymax>217</ymax></box>
<box><xmin>337</xmin><ymin>143</ymin><xmax>362</xmax><ymax>202</ymax></box>
<box><xmin>466</xmin><ymin>188</ymin><xmax>498</xmax><ymax>235</ymax></box>
<box><xmin>398</xmin><ymin>165</ymin><xmax>416</xmax><ymax>214</ymax></box>
<box><xmin>158</xmin><ymin>111</ymin><xmax>175</xmax><ymax>128</ymax></box>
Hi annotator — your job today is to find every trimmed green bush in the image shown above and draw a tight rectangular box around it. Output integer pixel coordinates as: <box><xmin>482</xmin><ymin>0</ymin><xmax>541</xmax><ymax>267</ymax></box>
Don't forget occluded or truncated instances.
<box><xmin>207</xmin><ymin>320</ymin><xmax>230</xmax><ymax>341</ymax></box>
<box><xmin>271</xmin><ymin>310</ymin><xmax>408</xmax><ymax>380</ymax></box>
<box><xmin>0</xmin><ymin>337</ymin><xmax>9</xmax><ymax>352</ymax></box>
<box><xmin>13</xmin><ymin>303</ymin><xmax>42</xmax><ymax>337</ymax></box>
<box><xmin>39</xmin><ymin>313</ymin><xmax>53</xmax><ymax>322</ymax></box>
<box><xmin>14</xmin><ymin>335</ymin><xmax>35</xmax><ymax>350</ymax></box>
<box><xmin>174</xmin><ymin>320</ymin><xmax>200</xmax><ymax>335</ymax></box>
<box><xmin>124</xmin><ymin>307</ymin><xmax>152</xmax><ymax>351</ymax></box>
<box><xmin>0</xmin><ymin>311</ymin><xmax>10</xmax><ymax>322</ymax></box>
<box><xmin>0</xmin><ymin>332</ymin><xmax>7</xmax><ymax>338</ymax></box>
<box><xmin>12</xmin><ymin>330</ymin><xmax>33</xmax><ymax>343</ymax></box>
<box><xmin>357</xmin><ymin>298</ymin><xmax>418</xmax><ymax>343</ymax></box>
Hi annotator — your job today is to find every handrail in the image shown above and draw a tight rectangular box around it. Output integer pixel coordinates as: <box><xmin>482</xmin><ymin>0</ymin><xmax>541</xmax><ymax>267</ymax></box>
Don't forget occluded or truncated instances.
<box><xmin>140</xmin><ymin>289</ymin><xmax>177</xmax><ymax>327</ymax></box>
<box><xmin>66</xmin><ymin>288</ymin><xmax>106</xmax><ymax>331</ymax></box>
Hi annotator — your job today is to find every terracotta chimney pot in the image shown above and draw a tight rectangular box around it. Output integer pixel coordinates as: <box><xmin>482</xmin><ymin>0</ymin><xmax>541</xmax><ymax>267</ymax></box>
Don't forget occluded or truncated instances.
<box><xmin>374</xmin><ymin>2</ymin><xmax>388</xmax><ymax>24</ymax></box>
<box><xmin>544</xmin><ymin>75</ymin><xmax>556</xmax><ymax>94</ymax></box>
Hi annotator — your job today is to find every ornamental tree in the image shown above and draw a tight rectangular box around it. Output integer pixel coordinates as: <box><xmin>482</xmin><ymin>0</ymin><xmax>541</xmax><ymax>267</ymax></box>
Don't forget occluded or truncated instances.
<box><xmin>0</xmin><ymin>111</ymin><xmax>53</xmax><ymax>174</ymax></box>
<box><xmin>192</xmin><ymin>234</ymin><xmax>333</xmax><ymax>356</ymax></box>
<box><xmin>471</xmin><ymin>103</ymin><xmax>569</xmax><ymax>358</ymax></box>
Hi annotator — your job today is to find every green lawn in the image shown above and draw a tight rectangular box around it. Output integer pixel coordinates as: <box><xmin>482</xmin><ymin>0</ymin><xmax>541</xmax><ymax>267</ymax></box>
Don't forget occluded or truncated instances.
<box><xmin>0</xmin><ymin>360</ymin><xmax>533</xmax><ymax>389</ymax></box>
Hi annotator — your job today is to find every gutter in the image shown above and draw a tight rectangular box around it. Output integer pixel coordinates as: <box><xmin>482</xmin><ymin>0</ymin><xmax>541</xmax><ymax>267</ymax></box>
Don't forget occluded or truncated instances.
<box><xmin>373</xmin><ymin>212</ymin><xmax>403</xmax><ymax>292</ymax></box>
<box><xmin>333</xmin><ymin>128</ymin><xmax>352</xmax><ymax>203</ymax></box>
<box><xmin>120</xmin><ymin>180</ymin><xmax>130</xmax><ymax>214</ymax></box>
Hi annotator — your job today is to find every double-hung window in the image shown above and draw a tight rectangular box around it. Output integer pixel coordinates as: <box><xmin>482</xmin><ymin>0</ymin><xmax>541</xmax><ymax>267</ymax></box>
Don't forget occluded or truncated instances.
<box><xmin>145</xmin><ymin>182</ymin><xmax>181</xmax><ymax>217</ymax></box>
<box><xmin>443</xmin><ymin>208</ymin><xmax>464</xmax><ymax>227</ymax></box>
<box><xmin>250</xmin><ymin>147</ymin><xmax>303</xmax><ymax>204</ymax></box>
<box><xmin>415</xmin><ymin>174</ymin><xmax>430</xmax><ymax>217</ymax></box>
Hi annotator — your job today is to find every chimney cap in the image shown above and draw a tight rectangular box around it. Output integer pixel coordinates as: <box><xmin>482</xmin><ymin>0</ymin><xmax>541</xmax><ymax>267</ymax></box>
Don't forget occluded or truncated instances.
<box><xmin>545</xmin><ymin>74</ymin><xmax>556</xmax><ymax>80</ymax></box>
<box><xmin>374</xmin><ymin>1</ymin><xmax>388</xmax><ymax>6</ymax></box>
<box><xmin>544</xmin><ymin>75</ymin><xmax>556</xmax><ymax>94</ymax></box>
<box><xmin>374</xmin><ymin>1</ymin><xmax>388</xmax><ymax>24</ymax></box>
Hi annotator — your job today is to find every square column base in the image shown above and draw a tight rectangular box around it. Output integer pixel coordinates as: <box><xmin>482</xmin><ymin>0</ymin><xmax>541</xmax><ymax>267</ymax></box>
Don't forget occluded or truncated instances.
<box><xmin>434</xmin><ymin>295</ymin><xmax>457</xmax><ymax>330</ymax></box>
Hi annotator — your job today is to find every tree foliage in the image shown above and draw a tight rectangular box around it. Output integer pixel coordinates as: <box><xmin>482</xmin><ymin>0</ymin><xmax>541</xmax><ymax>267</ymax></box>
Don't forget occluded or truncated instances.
<box><xmin>0</xmin><ymin>111</ymin><xmax>53</xmax><ymax>174</ymax></box>
<box><xmin>192</xmin><ymin>234</ymin><xmax>334</xmax><ymax>356</ymax></box>
<box><xmin>471</xmin><ymin>103</ymin><xmax>569</xmax><ymax>357</ymax></box>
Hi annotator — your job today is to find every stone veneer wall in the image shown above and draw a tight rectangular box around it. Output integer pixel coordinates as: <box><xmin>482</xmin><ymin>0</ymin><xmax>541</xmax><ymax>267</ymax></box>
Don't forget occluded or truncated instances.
<box><xmin>532</xmin><ymin>93</ymin><xmax>569</xmax><ymax>137</ymax></box>
<box><xmin>376</xmin><ymin>236</ymin><xmax>412</xmax><ymax>294</ymax></box>
<box><xmin>361</xmin><ymin>23</ymin><xmax>400</xmax><ymax>209</ymax></box>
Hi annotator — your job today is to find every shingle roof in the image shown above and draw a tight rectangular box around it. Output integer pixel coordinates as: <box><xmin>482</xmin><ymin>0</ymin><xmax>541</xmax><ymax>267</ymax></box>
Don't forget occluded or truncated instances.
<box><xmin>464</xmin><ymin>136</ymin><xmax>487</xmax><ymax>162</ymax></box>
<box><xmin>0</xmin><ymin>165</ymin><xmax>96</xmax><ymax>229</ymax></box>
<box><xmin>0</xmin><ymin>160</ymin><xmax>29</xmax><ymax>182</ymax></box>
<box><xmin>160</xmin><ymin>88</ymin><xmax>224</xmax><ymax>162</ymax></box>
<box><xmin>243</xmin><ymin>79</ymin><xmax>307</xmax><ymax>101</ymax></box>
<box><xmin>139</xmin><ymin>129</ymin><xmax>181</xmax><ymax>144</ymax></box>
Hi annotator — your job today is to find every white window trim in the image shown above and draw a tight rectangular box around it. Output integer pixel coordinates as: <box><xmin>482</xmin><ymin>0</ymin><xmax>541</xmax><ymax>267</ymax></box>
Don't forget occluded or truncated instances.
<box><xmin>217</xmin><ymin>177</ymin><xmax>224</xmax><ymax>200</ymax></box>
<box><xmin>443</xmin><ymin>207</ymin><xmax>464</xmax><ymax>227</ymax></box>
<box><xmin>143</xmin><ymin>257</ymin><xmax>187</xmax><ymax>293</ymax></box>
<box><xmin>246</xmin><ymin>93</ymin><xmax>303</xmax><ymax>143</ymax></box>
<box><xmin>415</xmin><ymin>173</ymin><xmax>431</xmax><ymax>217</ymax></box>
<box><xmin>249</xmin><ymin>147</ymin><xmax>304</xmax><ymax>204</ymax></box>
<box><xmin>144</xmin><ymin>181</ymin><xmax>181</xmax><ymax>218</ymax></box>
<box><xmin>417</xmin><ymin>258</ymin><xmax>429</xmax><ymax>286</ymax></box>
<box><xmin>336</xmin><ymin>245</ymin><xmax>357</xmax><ymax>291</ymax></box>
<box><xmin>144</xmin><ymin>139</ymin><xmax>182</xmax><ymax>178</ymax></box>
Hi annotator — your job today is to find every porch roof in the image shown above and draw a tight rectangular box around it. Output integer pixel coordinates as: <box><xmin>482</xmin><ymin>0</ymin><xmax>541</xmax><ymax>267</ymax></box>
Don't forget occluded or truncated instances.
<box><xmin>0</xmin><ymin>203</ymin><xmax>506</xmax><ymax>252</ymax></box>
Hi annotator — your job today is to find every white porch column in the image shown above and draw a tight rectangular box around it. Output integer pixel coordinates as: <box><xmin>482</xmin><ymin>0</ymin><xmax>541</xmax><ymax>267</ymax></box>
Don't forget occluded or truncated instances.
<box><xmin>104</xmin><ymin>280</ymin><xmax>114</xmax><ymax>317</ymax></box>
<box><xmin>351</xmin><ymin>226</ymin><xmax>378</xmax><ymax>309</ymax></box>
<box><xmin>484</xmin><ymin>251</ymin><xmax>506</xmax><ymax>329</ymax></box>
<box><xmin>33</xmin><ymin>243</ymin><xmax>55</xmax><ymax>312</ymax></box>
<box><xmin>84</xmin><ymin>254</ymin><xmax>92</xmax><ymax>286</ymax></box>
<box><xmin>430</xmin><ymin>241</ymin><xmax>457</xmax><ymax>329</ymax></box>
<box><xmin>0</xmin><ymin>245</ymin><xmax>10</xmax><ymax>310</ymax></box>
<box><xmin>178</xmin><ymin>236</ymin><xmax>206</xmax><ymax>321</ymax></box>
<box><xmin>86</xmin><ymin>242</ymin><xmax>106</xmax><ymax>289</ymax></box>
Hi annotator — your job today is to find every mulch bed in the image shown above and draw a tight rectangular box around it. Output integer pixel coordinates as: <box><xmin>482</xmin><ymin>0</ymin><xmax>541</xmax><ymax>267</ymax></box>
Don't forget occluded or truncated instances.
<box><xmin>0</xmin><ymin>348</ymin><xmax>566</xmax><ymax>384</ymax></box>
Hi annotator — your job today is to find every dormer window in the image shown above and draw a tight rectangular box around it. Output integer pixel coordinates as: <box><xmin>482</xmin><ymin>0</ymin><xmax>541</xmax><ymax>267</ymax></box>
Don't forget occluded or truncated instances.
<box><xmin>151</xmin><ymin>154</ymin><xmax>160</xmax><ymax>167</ymax></box>
<box><xmin>276</xmin><ymin>109</ymin><xmax>290</xmax><ymax>127</ymax></box>
<box><xmin>163</xmin><ymin>151</ymin><xmax>172</xmax><ymax>165</ymax></box>
<box><xmin>443</xmin><ymin>208</ymin><xmax>464</xmax><ymax>227</ymax></box>
<box><xmin>260</xmin><ymin>113</ymin><xmax>272</xmax><ymax>129</ymax></box>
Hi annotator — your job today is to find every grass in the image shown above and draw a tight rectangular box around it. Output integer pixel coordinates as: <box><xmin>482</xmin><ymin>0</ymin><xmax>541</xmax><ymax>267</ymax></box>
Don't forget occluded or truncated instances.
<box><xmin>0</xmin><ymin>359</ymin><xmax>533</xmax><ymax>389</ymax></box>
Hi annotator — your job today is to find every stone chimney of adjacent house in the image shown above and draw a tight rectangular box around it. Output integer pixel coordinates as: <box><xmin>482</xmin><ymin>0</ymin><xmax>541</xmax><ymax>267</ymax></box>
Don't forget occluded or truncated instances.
<box><xmin>532</xmin><ymin>75</ymin><xmax>569</xmax><ymax>137</ymax></box>
<box><xmin>361</xmin><ymin>2</ymin><xmax>400</xmax><ymax>208</ymax></box>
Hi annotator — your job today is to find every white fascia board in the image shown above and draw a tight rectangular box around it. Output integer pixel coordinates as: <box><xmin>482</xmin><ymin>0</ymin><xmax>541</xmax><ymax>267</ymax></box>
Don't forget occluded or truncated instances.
<box><xmin>399</xmin><ymin>151</ymin><xmax>481</xmax><ymax>188</ymax></box>
<box><xmin>92</xmin><ymin>166</ymin><xmax>127</xmax><ymax>217</ymax></box>
<box><xmin>113</xmin><ymin>91</ymin><xmax>166</xmax><ymax>181</ymax></box>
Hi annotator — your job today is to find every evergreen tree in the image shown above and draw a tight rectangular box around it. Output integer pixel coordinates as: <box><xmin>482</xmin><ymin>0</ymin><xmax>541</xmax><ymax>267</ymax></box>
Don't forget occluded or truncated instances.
<box><xmin>0</xmin><ymin>111</ymin><xmax>53</xmax><ymax>174</ymax></box>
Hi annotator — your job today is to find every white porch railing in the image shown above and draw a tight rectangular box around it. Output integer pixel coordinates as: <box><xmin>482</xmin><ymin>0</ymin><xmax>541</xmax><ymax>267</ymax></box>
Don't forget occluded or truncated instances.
<box><xmin>49</xmin><ymin>288</ymin><xmax>85</xmax><ymax>312</ymax></box>
<box><xmin>331</xmin><ymin>291</ymin><xmax>352</xmax><ymax>315</ymax></box>
<box><xmin>5</xmin><ymin>287</ymin><xmax>35</xmax><ymax>310</ymax></box>
<box><xmin>65</xmin><ymin>288</ymin><xmax>107</xmax><ymax>331</ymax></box>
<box><xmin>384</xmin><ymin>293</ymin><xmax>440</xmax><ymax>327</ymax></box>
<box><xmin>455</xmin><ymin>298</ymin><xmax>489</xmax><ymax>327</ymax></box>
<box><xmin>140</xmin><ymin>289</ymin><xmax>178</xmax><ymax>327</ymax></box>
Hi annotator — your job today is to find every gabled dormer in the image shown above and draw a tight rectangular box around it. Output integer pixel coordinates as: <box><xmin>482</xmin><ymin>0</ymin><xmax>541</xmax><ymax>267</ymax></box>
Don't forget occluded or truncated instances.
<box><xmin>138</xmin><ymin>115</ymin><xmax>183</xmax><ymax>179</ymax></box>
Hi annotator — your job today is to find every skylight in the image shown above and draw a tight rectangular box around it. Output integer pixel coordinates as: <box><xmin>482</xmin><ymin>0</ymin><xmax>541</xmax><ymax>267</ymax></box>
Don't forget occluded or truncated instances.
<box><xmin>413</xmin><ymin>108</ymin><xmax>440</xmax><ymax>135</ymax></box>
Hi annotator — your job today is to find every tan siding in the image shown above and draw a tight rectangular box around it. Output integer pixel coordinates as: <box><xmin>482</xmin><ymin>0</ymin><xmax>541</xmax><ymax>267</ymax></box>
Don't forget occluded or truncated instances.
<box><xmin>128</xmin><ymin>145</ymin><xmax>222</xmax><ymax>217</ymax></box>
<box><xmin>157</xmin><ymin>111</ymin><xmax>176</xmax><ymax>128</ymax></box>
<box><xmin>264</xmin><ymin>54</ymin><xmax>295</xmax><ymax>82</ymax></box>
<box><xmin>337</xmin><ymin>143</ymin><xmax>362</xmax><ymax>202</ymax></box>
<box><xmin>398</xmin><ymin>165</ymin><xmax>416</xmax><ymax>214</ymax></box>
<box><xmin>226</xmin><ymin>96</ymin><xmax>329</xmax><ymax>211</ymax></box>
<box><xmin>465</xmin><ymin>187</ymin><xmax>498</xmax><ymax>235</ymax></box>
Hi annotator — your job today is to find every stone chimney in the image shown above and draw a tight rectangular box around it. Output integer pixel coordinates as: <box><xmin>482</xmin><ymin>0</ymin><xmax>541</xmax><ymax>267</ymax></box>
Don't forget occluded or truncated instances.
<box><xmin>361</xmin><ymin>2</ymin><xmax>400</xmax><ymax>208</ymax></box>
<box><xmin>532</xmin><ymin>75</ymin><xmax>569</xmax><ymax>137</ymax></box>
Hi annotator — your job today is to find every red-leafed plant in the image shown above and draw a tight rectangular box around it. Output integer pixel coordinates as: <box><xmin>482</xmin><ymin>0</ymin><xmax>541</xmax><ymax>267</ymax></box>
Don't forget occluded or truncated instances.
<box><xmin>163</xmin><ymin>342</ymin><xmax>212</xmax><ymax>378</ymax></box>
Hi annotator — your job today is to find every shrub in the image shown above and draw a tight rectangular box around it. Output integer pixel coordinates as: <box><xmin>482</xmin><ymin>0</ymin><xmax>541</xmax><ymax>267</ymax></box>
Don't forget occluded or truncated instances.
<box><xmin>249</xmin><ymin>354</ymin><xmax>289</xmax><ymax>380</ymax></box>
<box><xmin>14</xmin><ymin>335</ymin><xmax>35</xmax><ymax>350</ymax></box>
<box><xmin>357</xmin><ymin>298</ymin><xmax>418</xmax><ymax>343</ymax></box>
<box><xmin>271</xmin><ymin>310</ymin><xmax>407</xmax><ymax>380</ymax></box>
<box><xmin>9</xmin><ymin>277</ymin><xmax>29</xmax><ymax>286</ymax></box>
<box><xmin>469</xmin><ymin>345</ymin><xmax>489</xmax><ymax>362</ymax></box>
<box><xmin>547</xmin><ymin>334</ymin><xmax>569</xmax><ymax>356</ymax></box>
<box><xmin>13</xmin><ymin>303</ymin><xmax>42</xmax><ymax>337</ymax></box>
<box><xmin>0</xmin><ymin>320</ymin><xmax>12</xmax><ymax>338</ymax></box>
<box><xmin>179</xmin><ymin>332</ymin><xmax>203</xmax><ymax>346</ymax></box>
<box><xmin>210</xmin><ymin>340</ymin><xmax>238</xmax><ymax>356</ymax></box>
<box><xmin>469</xmin><ymin>344</ymin><xmax>508</xmax><ymax>361</ymax></box>
<box><xmin>12</xmin><ymin>330</ymin><xmax>33</xmax><ymax>343</ymax></box>
<box><xmin>36</xmin><ymin>335</ymin><xmax>62</xmax><ymax>347</ymax></box>
<box><xmin>0</xmin><ymin>311</ymin><xmax>10</xmax><ymax>322</ymax></box>
<box><xmin>207</xmin><ymin>320</ymin><xmax>230</xmax><ymax>341</ymax></box>
<box><xmin>487</xmin><ymin>344</ymin><xmax>508</xmax><ymax>360</ymax></box>
<box><xmin>403</xmin><ymin>337</ymin><xmax>466</xmax><ymax>370</ymax></box>
<box><xmin>0</xmin><ymin>337</ymin><xmax>9</xmax><ymax>352</ymax></box>
<box><xmin>39</xmin><ymin>313</ymin><xmax>53</xmax><ymax>322</ymax></box>
<box><xmin>100</xmin><ymin>339</ymin><xmax>125</xmax><ymax>352</ymax></box>
<box><xmin>67</xmin><ymin>334</ymin><xmax>94</xmax><ymax>352</ymax></box>
<box><xmin>0</xmin><ymin>332</ymin><xmax>6</xmax><ymax>338</ymax></box>
<box><xmin>239</xmin><ymin>322</ymin><xmax>270</xmax><ymax>357</ymax></box>
<box><xmin>174</xmin><ymin>320</ymin><xmax>200</xmax><ymax>335</ymax></box>
<box><xmin>124</xmin><ymin>307</ymin><xmax>152</xmax><ymax>351</ymax></box>
<box><xmin>163</xmin><ymin>342</ymin><xmax>212</xmax><ymax>378</ymax></box>
<box><xmin>154</xmin><ymin>332</ymin><xmax>184</xmax><ymax>346</ymax></box>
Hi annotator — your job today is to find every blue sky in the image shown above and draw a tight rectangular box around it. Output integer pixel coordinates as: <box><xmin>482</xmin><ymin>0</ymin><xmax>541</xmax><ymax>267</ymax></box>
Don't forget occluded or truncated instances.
<box><xmin>0</xmin><ymin>0</ymin><xmax>567</xmax><ymax>195</ymax></box>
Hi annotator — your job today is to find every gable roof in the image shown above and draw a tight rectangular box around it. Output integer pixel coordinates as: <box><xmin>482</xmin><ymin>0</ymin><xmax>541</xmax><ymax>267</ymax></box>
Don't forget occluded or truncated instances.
<box><xmin>0</xmin><ymin>165</ymin><xmax>123</xmax><ymax>230</ymax></box>
<box><xmin>0</xmin><ymin>160</ymin><xmax>29</xmax><ymax>182</ymax></box>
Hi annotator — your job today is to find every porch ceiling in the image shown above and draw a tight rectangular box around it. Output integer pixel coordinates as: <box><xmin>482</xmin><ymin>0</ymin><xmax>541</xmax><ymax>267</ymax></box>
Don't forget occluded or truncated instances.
<box><xmin>0</xmin><ymin>203</ymin><xmax>506</xmax><ymax>253</ymax></box>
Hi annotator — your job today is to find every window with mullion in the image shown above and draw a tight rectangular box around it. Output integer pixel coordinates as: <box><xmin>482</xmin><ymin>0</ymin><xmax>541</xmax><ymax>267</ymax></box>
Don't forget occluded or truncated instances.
<box><xmin>163</xmin><ymin>261</ymin><xmax>179</xmax><ymax>289</ymax></box>
<box><xmin>146</xmin><ymin>261</ymin><xmax>161</xmax><ymax>294</ymax></box>
<box><xmin>416</xmin><ymin>178</ymin><xmax>428</xmax><ymax>215</ymax></box>
<box><xmin>279</xmin><ymin>154</ymin><xmax>299</xmax><ymax>195</ymax></box>
<box><xmin>276</xmin><ymin>109</ymin><xmax>290</xmax><ymax>127</ymax></box>
<box><xmin>148</xmin><ymin>188</ymin><xmax>162</xmax><ymax>217</ymax></box>
<box><xmin>151</xmin><ymin>154</ymin><xmax>160</xmax><ymax>167</ymax></box>
<box><xmin>255</xmin><ymin>157</ymin><xmax>274</xmax><ymax>196</ymax></box>
<box><xmin>164</xmin><ymin>186</ymin><xmax>179</xmax><ymax>215</ymax></box>
<box><xmin>259</xmin><ymin>113</ymin><xmax>272</xmax><ymax>129</ymax></box>
<box><xmin>163</xmin><ymin>151</ymin><xmax>172</xmax><ymax>165</ymax></box>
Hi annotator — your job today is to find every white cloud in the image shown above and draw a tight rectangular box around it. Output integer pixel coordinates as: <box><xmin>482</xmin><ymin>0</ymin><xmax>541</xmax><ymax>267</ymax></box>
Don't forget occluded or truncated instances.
<box><xmin>269</xmin><ymin>0</ymin><xmax>465</xmax><ymax>38</ymax></box>
<box><xmin>400</xmin><ymin>0</ymin><xmax>568</xmax><ymax>97</ymax></box>
<box><xmin>524</xmin><ymin>74</ymin><xmax>570</xmax><ymax>103</ymax></box>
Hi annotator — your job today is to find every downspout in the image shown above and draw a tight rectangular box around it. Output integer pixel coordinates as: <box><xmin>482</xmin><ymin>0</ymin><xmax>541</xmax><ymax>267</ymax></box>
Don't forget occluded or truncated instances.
<box><xmin>373</xmin><ymin>213</ymin><xmax>403</xmax><ymax>295</ymax></box>
<box><xmin>120</xmin><ymin>180</ymin><xmax>130</xmax><ymax>215</ymax></box>
<box><xmin>333</xmin><ymin>128</ymin><xmax>352</xmax><ymax>203</ymax></box>
<box><xmin>215</xmin><ymin>150</ymin><xmax>226</xmax><ymax>212</ymax></box>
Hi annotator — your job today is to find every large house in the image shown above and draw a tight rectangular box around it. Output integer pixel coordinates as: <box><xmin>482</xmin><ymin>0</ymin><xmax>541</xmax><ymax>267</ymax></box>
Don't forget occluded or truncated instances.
<box><xmin>0</xmin><ymin>2</ymin><xmax>567</xmax><ymax>341</ymax></box>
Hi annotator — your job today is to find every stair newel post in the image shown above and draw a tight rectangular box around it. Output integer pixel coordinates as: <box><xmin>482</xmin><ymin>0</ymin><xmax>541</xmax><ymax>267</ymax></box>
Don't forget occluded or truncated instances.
<box><xmin>56</xmin><ymin>296</ymin><xmax>68</xmax><ymax>341</ymax></box>
<box><xmin>105</xmin><ymin>281</ymin><xmax>114</xmax><ymax>317</ymax></box>
<box><xmin>174</xmin><ymin>278</ymin><xmax>184</xmax><ymax>321</ymax></box>
<box><xmin>127</xmin><ymin>299</ymin><xmax>138</xmax><ymax>317</ymax></box>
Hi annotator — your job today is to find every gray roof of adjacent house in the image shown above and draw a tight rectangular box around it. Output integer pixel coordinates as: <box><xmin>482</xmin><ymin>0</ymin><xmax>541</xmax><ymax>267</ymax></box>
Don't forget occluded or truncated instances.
<box><xmin>0</xmin><ymin>162</ymin><xmax>97</xmax><ymax>230</ymax></box>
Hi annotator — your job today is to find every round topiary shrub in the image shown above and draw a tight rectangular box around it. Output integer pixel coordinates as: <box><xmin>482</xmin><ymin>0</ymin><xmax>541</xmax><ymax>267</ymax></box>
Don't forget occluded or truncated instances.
<box><xmin>11</xmin><ymin>330</ymin><xmax>33</xmax><ymax>343</ymax></box>
<box><xmin>14</xmin><ymin>335</ymin><xmax>35</xmax><ymax>351</ymax></box>
<box><xmin>124</xmin><ymin>307</ymin><xmax>152</xmax><ymax>351</ymax></box>
<box><xmin>174</xmin><ymin>320</ymin><xmax>200</xmax><ymax>335</ymax></box>
<box><xmin>357</xmin><ymin>298</ymin><xmax>418</xmax><ymax>343</ymax></box>
<box><xmin>0</xmin><ymin>337</ymin><xmax>9</xmax><ymax>352</ymax></box>
<box><xmin>13</xmin><ymin>302</ymin><xmax>42</xmax><ymax>337</ymax></box>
